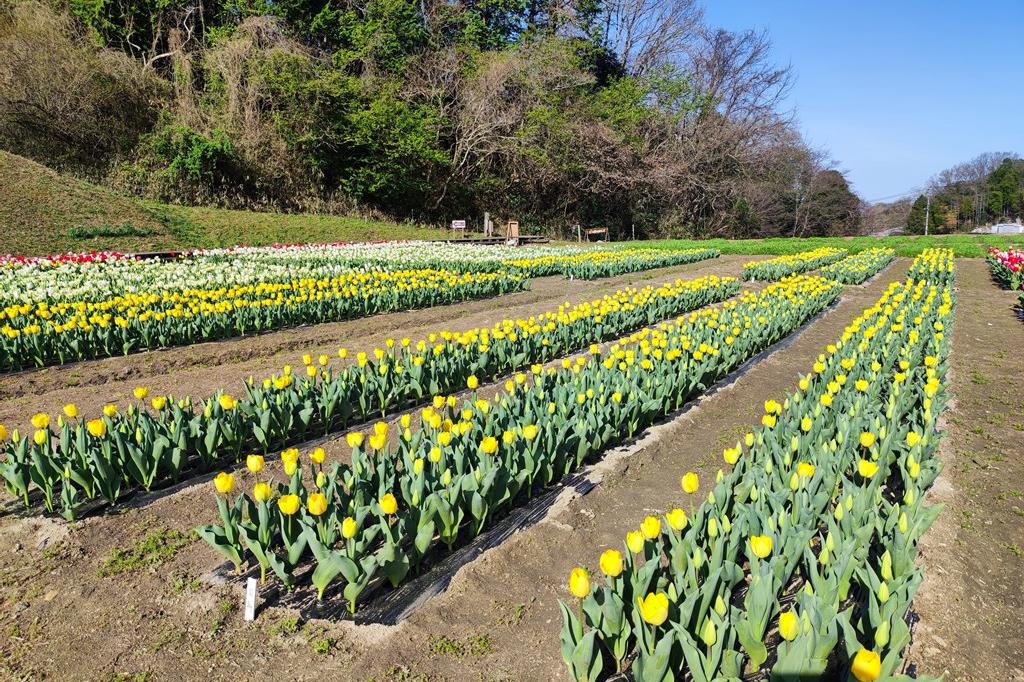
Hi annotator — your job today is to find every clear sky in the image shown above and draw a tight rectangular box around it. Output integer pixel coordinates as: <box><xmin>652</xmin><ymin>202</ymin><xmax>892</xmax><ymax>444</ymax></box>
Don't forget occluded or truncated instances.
<box><xmin>702</xmin><ymin>1</ymin><xmax>1024</xmax><ymax>202</ymax></box>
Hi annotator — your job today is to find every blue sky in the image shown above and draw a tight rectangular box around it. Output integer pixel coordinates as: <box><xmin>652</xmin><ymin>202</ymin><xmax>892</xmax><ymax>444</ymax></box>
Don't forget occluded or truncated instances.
<box><xmin>702</xmin><ymin>1</ymin><xmax>1024</xmax><ymax>202</ymax></box>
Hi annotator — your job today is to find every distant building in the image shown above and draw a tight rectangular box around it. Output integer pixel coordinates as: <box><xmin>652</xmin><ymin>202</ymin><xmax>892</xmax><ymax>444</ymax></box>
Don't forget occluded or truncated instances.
<box><xmin>973</xmin><ymin>222</ymin><xmax>1024</xmax><ymax>234</ymax></box>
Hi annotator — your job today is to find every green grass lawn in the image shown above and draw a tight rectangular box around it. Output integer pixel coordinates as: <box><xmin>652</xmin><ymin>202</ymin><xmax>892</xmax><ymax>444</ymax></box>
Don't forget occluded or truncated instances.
<box><xmin>638</xmin><ymin>234</ymin><xmax>1023</xmax><ymax>258</ymax></box>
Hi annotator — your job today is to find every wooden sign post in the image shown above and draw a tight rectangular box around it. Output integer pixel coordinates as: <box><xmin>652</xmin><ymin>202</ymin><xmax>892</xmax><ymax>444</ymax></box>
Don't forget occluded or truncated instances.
<box><xmin>506</xmin><ymin>220</ymin><xmax>520</xmax><ymax>246</ymax></box>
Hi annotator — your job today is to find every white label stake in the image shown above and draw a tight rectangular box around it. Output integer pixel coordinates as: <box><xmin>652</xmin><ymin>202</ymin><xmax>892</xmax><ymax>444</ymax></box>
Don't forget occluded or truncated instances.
<box><xmin>244</xmin><ymin>577</ymin><xmax>258</xmax><ymax>621</ymax></box>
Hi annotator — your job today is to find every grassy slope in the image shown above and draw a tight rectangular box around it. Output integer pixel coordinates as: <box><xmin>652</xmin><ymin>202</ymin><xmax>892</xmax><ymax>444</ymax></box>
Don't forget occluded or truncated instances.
<box><xmin>642</xmin><ymin>234</ymin><xmax>1024</xmax><ymax>258</ymax></box>
<box><xmin>3</xmin><ymin>150</ymin><xmax>1021</xmax><ymax>257</ymax></box>
<box><xmin>0</xmin><ymin>151</ymin><xmax>451</xmax><ymax>256</ymax></box>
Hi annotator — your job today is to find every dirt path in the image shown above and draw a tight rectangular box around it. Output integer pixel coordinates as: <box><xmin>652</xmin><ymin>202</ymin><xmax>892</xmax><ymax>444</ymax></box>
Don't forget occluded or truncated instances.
<box><xmin>0</xmin><ymin>255</ymin><xmax>750</xmax><ymax>431</ymax></box>
<box><xmin>907</xmin><ymin>259</ymin><xmax>1024</xmax><ymax>682</ymax></box>
<box><xmin>0</xmin><ymin>260</ymin><xmax>912</xmax><ymax>682</ymax></box>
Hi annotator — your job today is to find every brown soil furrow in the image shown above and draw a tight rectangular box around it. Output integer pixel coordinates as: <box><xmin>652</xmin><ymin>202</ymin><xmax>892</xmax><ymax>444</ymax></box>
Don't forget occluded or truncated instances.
<box><xmin>907</xmin><ymin>259</ymin><xmax>1024</xmax><ymax>682</ymax></box>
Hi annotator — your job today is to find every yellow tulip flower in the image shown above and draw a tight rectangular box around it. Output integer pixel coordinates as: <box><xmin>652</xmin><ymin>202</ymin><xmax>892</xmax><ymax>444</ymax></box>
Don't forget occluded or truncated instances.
<box><xmin>380</xmin><ymin>493</ymin><xmax>398</xmax><ymax>515</ymax></box>
<box><xmin>30</xmin><ymin>413</ymin><xmax>50</xmax><ymax>430</ymax></box>
<box><xmin>906</xmin><ymin>431</ymin><xmax>920</xmax><ymax>447</ymax></box>
<box><xmin>133</xmin><ymin>387</ymin><xmax>150</xmax><ymax>401</ymax></box>
<box><xmin>749</xmin><ymin>534</ymin><xmax>773</xmax><ymax>559</ymax></box>
<box><xmin>797</xmin><ymin>462</ymin><xmax>815</xmax><ymax>478</ymax></box>
<box><xmin>599</xmin><ymin>549</ymin><xmax>623</xmax><ymax>578</ymax></box>
<box><xmin>568</xmin><ymin>567</ymin><xmax>590</xmax><ymax>599</ymax></box>
<box><xmin>681</xmin><ymin>471</ymin><xmax>699</xmax><ymax>494</ymax></box>
<box><xmin>307</xmin><ymin>492</ymin><xmax>328</xmax><ymax>516</ymax></box>
<box><xmin>86</xmin><ymin>419</ymin><xmax>107</xmax><ymax>438</ymax></box>
<box><xmin>778</xmin><ymin>610</ymin><xmax>799</xmax><ymax>641</ymax></box>
<box><xmin>277</xmin><ymin>494</ymin><xmax>300</xmax><ymax>515</ymax></box>
<box><xmin>253</xmin><ymin>482</ymin><xmax>272</xmax><ymax>502</ymax></box>
<box><xmin>346</xmin><ymin>432</ymin><xmax>365</xmax><ymax>449</ymax></box>
<box><xmin>342</xmin><ymin>516</ymin><xmax>358</xmax><ymax>539</ymax></box>
<box><xmin>213</xmin><ymin>472</ymin><xmax>235</xmax><ymax>494</ymax></box>
<box><xmin>640</xmin><ymin>515</ymin><xmax>661</xmax><ymax>540</ymax></box>
<box><xmin>850</xmin><ymin>649</ymin><xmax>881</xmax><ymax>681</ymax></box>
<box><xmin>467</xmin><ymin>375</ymin><xmax>479</xmax><ymax>390</ymax></box>
<box><xmin>151</xmin><ymin>396</ymin><xmax>167</xmax><ymax>410</ymax></box>
<box><xmin>310</xmin><ymin>447</ymin><xmax>326</xmax><ymax>464</ymax></box>
<box><xmin>63</xmin><ymin>404</ymin><xmax>79</xmax><ymax>419</ymax></box>
<box><xmin>636</xmin><ymin>592</ymin><xmax>669</xmax><ymax>626</ymax></box>
<box><xmin>859</xmin><ymin>431</ymin><xmax>875</xmax><ymax>448</ymax></box>
<box><xmin>723</xmin><ymin>447</ymin><xmax>740</xmax><ymax>465</ymax></box>
<box><xmin>666</xmin><ymin>508</ymin><xmax>688</xmax><ymax>532</ymax></box>
<box><xmin>626</xmin><ymin>531</ymin><xmax>645</xmax><ymax>554</ymax></box>
<box><xmin>522</xmin><ymin>424</ymin><xmax>539</xmax><ymax>441</ymax></box>
<box><xmin>102</xmin><ymin>404</ymin><xmax>118</xmax><ymax>418</ymax></box>
<box><xmin>857</xmin><ymin>459</ymin><xmax>879</xmax><ymax>479</ymax></box>
<box><xmin>480</xmin><ymin>436</ymin><xmax>499</xmax><ymax>455</ymax></box>
<box><xmin>246</xmin><ymin>454</ymin><xmax>265</xmax><ymax>473</ymax></box>
<box><xmin>33</xmin><ymin>429</ymin><xmax>48</xmax><ymax>446</ymax></box>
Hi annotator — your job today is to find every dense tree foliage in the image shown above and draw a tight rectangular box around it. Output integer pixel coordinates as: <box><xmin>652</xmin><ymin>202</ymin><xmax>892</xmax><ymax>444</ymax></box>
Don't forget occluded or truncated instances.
<box><xmin>910</xmin><ymin>152</ymin><xmax>1024</xmax><ymax>233</ymax></box>
<box><xmin>0</xmin><ymin>0</ymin><xmax>862</xmax><ymax>236</ymax></box>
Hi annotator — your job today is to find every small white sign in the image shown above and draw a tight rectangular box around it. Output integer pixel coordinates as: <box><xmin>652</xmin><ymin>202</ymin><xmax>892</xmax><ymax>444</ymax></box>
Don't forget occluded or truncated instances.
<box><xmin>244</xmin><ymin>577</ymin><xmax>258</xmax><ymax>621</ymax></box>
<box><xmin>451</xmin><ymin>220</ymin><xmax>466</xmax><ymax>230</ymax></box>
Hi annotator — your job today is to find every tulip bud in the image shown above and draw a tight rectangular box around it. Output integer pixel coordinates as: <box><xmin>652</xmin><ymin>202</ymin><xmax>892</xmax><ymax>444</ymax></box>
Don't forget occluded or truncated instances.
<box><xmin>700</xmin><ymin>618</ymin><xmax>717</xmax><ymax>647</ymax></box>
<box><xmin>878</xmin><ymin>581</ymin><xmax>890</xmax><ymax>604</ymax></box>
<box><xmin>874</xmin><ymin>620</ymin><xmax>890</xmax><ymax>648</ymax></box>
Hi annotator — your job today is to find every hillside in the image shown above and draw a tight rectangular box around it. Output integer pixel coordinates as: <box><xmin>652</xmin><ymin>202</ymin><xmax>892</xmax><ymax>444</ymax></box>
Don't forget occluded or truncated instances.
<box><xmin>0</xmin><ymin>151</ymin><xmax>451</xmax><ymax>256</ymax></box>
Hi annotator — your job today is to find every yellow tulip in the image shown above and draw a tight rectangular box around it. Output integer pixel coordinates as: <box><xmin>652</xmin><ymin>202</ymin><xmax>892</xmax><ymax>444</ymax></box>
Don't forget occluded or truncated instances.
<box><xmin>63</xmin><ymin>404</ymin><xmax>79</xmax><ymax>419</ymax></box>
<box><xmin>906</xmin><ymin>431</ymin><xmax>920</xmax><ymax>447</ymax></box>
<box><xmin>800</xmin><ymin>416</ymin><xmax>812</xmax><ymax>432</ymax></box>
<box><xmin>30</xmin><ymin>413</ymin><xmax>50</xmax><ymax>429</ymax></box>
<box><xmin>429</xmin><ymin>446</ymin><xmax>442</xmax><ymax>463</ymax></box>
<box><xmin>522</xmin><ymin>424</ymin><xmax>539</xmax><ymax>440</ymax></box>
<box><xmin>857</xmin><ymin>459</ymin><xmax>879</xmax><ymax>479</ymax></box>
<box><xmin>700</xmin><ymin>617</ymin><xmax>717</xmax><ymax>646</ymax></box>
<box><xmin>750</xmin><ymin>534</ymin><xmax>773</xmax><ymax>559</ymax></box>
<box><xmin>797</xmin><ymin>461</ymin><xmax>815</xmax><ymax>478</ymax></box>
<box><xmin>475</xmin><ymin>436</ymin><xmax>496</xmax><ymax>455</ymax></box>
<box><xmin>380</xmin><ymin>493</ymin><xmax>398</xmax><ymax>515</ymax></box>
<box><xmin>253</xmin><ymin>482</ymin><xmax>272</xmax><ymax>502</ymax></box>
<box><xmin>762</xmin><ymin>414</ymin><xmax>777</xmax><ymax>428</ymax></box>
<box><xmin>86</xmin><ymin>419</ymin><xmax>107</xmax><ymax>438</ymax></box>
<box><xmin>723</xmin><ymin>447</ymin><xmax>740</xmax><ymax>465</ymax></box>
<box><xmin>413</xmin><ymin>458</ymin><xmax>425</xmax><ymax>475</ymax></box>
<box><xmin>626</xmin><ymin>531</ymin><xmax>645</xmax><ymax>554</ymax></box>
<box><xmin>0</xmin><ymin>424</ymin><xmax>7</xmax><ymax>441</ymax></box>
<box><xmin>599</xmin><ymin>549</ymin><xmax>623</xmax><ymax>578</ymax></box>
<box><xmin>666</xmin><ymin>508</ymin><xmax>688</xmax><ymax>532</ymax></box>
<box><xmin>310</xmin><ymin>447</ymin><xmax>326</xmax><ymax>464</ymax></box>
<box><xmin>346</xmin><ymin>432</ymin><xmax>365</xmax><ymax>448</ymax></box>
<box><xmin>151</xmin><ymin>396</ymin><xmax>167</xmax><ymax>410</ymax></box>
<box><xmin>467</xmin><ymin>375</ymin><xmax>479</xmax><ymax>390</ymax></box>
<box><xmin>850</xmin><ymin>649</ymin><xmax>881</xmax><ymax>682</ymax></box>
<box><xmin>307</xmin><ymin>492</ymin><xmax>328</xmax><ymax>516</ymax></box>
<box><xmin>568</xmin><ymin>567</ymin><xmax>590</xmax><ymax>599</ymax></box>
<box><xmin>133</xmin><ymin>387</ymin><xmax>150</xmax><ymax>400</ymax></box>
<box><xmin>369</xmin><ymin>433</ymin><xmax>387</xmax><ymax>451</ymax></box>
<box><xmin>636</xmin><ymin>592</ymin><xmax>669</xmax><ymax>626</ymax></box>
<box><xmin>103</xmin><ymin>404</ymin><xmax>118</xmax><ymax>418</ymax></box>
<box><xmin>246</xmin><ymin>454</ymin><xmax>265</xmax><ymax>473</ymax></box>
<box><xmin>281</xmin><ymin>448</ymin><xmax>300</xmax><ymax>466</ymax></box>
<box><xmin>778</xmin><ymin>610</ymin><xmax>799</xmax><ymax>641</ymax></box>
<box><xmin>681</xmin><ymin>471</ymin><xmax>699</xmax><ymax>494</ymax></box>
<box><xmin>342</xmin><ymin>516</ymin><xmax>358</xmax><ymax>539</ymax></box>
<box><xmin>33</xmin><ymin>429</ymin><xmax>48</xmax><ymax>446</ymax></box>
<box><xmin>640</xmin><ymin>515</ymin><xmax>661</xmax><ymax>540</ymax></box>
<box><xmin>213</xmin><ymin>472</ymin><xmax>235</xmax><ymax>494</ymax></box>
<box><xmin>278</xmin><ymin>494</ymin><xmax>300</xmax><ymax>515</ymax></box>
<box><xmin>859</xmin><ymin>432</ymin><xmax>875</xmax><ymax>448</ymax></box>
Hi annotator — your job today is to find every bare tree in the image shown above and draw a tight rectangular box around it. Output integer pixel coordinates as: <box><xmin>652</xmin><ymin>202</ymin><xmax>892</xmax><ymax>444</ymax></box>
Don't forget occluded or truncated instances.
<box><xmin>597</xmin><ymin>0</ymin><xmax>703</xmax><ymax>76</ymax></box>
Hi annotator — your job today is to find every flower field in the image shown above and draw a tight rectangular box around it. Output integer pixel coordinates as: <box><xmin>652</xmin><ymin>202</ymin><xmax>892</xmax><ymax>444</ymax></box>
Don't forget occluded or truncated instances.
<box><xmin>0</xmin><ymin>243</ymin><xmax>719</xmax><ymax>371</ymax></box>
<box><xmin>1</xmin><ymin>241</ymin><xmax>1019</xmax><ymax>682</ymax></box>
<box><xmin>559</xmin><ymin>249</ymin><xmax>953</xmax><ymax>681</ymax></box>
<box><xmin>742</xmin><ymin>247</ymin><xmax>848</xmax><ymax>281</ymax></box>
<box><xmin>0</xmin><ymin>275</ymin><xmax>738</xmax><ymax>518</ymax></box>
<box><xmin>986</xmin><ymin>246</ymin><xmax>1023</xmax><ymax>290</ymax></box>
<box><xmin>196</xmin><ymin>274</ymin><xmax>840</xmax><ymax>603</ymax></box>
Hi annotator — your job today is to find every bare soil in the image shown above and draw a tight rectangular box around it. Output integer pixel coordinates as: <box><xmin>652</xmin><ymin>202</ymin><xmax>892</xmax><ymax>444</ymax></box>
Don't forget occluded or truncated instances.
<box><xmin>1</xmin><ymin>258</ymin><xmax>1018</xmax><ymax>682</ymax></box>
<box><xmin>0</xmin><ymin>255</ymin><xmax>749</xmax><ymax>431</ymax></box>
<box><xmin>906</xmin><ymin>259</ymin><xmax>1024</xmax><ymax>682</ymax></box>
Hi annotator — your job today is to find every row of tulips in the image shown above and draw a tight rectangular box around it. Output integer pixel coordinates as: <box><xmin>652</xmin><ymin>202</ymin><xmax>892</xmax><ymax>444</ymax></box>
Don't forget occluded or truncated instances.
<box><xmin>906</xmin><ymin>248</ymin><xmax>955</xmax><ymax>286</ymax></box>
<box><xmin>819</xmin><ymin>249</ymin><xmax>896</xmax><ymax>284</ymax></box>
<box><xmin>742</xmin><ymin>248</ymin><xmax>848</xmax><ymax>282</ymax></box>
<box><xmin>195</xmin><ymin>275</ymin><xmax>843</xmax><ymax>610</ymax></box>
<box><xmin>0</xmin><ymin>268</ymin><xmax>526</xmax><ymax>371</ymax></box>
<box><xmin>986</xmin><ymin>247</ymin><xmax>1023</xmax><ymax>290</ymax></box>
<box><xmin>505</xmin><ymin>248</ymin><xmax>720</xmax><ymax>280</ymax></box>
<box><xmin>558</xmin><ymin>249</ymin><xmax>954</xmax><ymax>682</ymax></box>
<box><xmin>0</xmin><ymin>276</ymin><xmax>740</xmax><ymax>519</ymax></box>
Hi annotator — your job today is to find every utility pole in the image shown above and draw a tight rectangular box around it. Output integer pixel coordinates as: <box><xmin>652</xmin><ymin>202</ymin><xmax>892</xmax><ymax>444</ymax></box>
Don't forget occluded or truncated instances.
<box><xmin>924</xmin><ymin>194</ymin><xmax>931</xmax><ymax>236</ymax></box>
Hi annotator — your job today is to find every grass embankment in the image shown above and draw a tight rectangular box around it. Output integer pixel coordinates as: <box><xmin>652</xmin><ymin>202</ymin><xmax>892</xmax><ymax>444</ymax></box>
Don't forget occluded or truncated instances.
<box><xmin>0</xmin><ymin>151</ymin><xmax>450</xmax><ymax>256</ymax></box>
